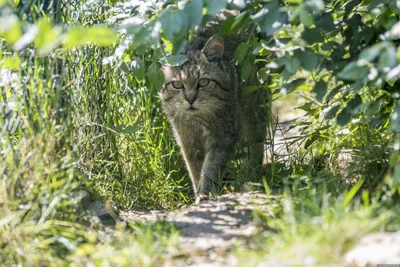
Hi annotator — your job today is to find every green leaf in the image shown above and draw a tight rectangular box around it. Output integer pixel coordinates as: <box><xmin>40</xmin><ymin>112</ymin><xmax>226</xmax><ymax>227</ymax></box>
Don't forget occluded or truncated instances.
<box><xmin>241</xmin><ymin>85</ymin><xmax>260</xmax><ymax>96</ymax></box>
<box><xmin>204</xmin><ymin>0</ymin><xmax>226</xmax><ymax>16</ymax></box>
<box><xmin>285</xmin><ymin>57</ymin><xmax>301</xmax><ymax>74</ymax></box>
<box><xmin>64</xmin><ymin>26</ymin><xmax>118</xmax><ymax>49</ymax></box>
<box><xmin>252</xmin><ymin>1</ymin><xmax>284</xmax><ymax>36</ymax></box>
<box><xmin>343</xmin><ymin>179</ymin><xmax>364</xmax><ymax>207</ymax></box>
<box><xmin>184</xmin><ymin>0</ymin><xmax>203</xmax><ymax>28</ymax></box>
<box><xmin>0</xmin><ymin>55</ymin><xmax>21</xmax><ymax>70</ymax></box>
<box><xmin>160</xmin><ymin>9</ymin><xmax>184</xmax><ymax>40</ymax></box>
<box><xmin>159</xmin><ymin>55</ymin><xmax>188</xmax><ymax>66</ymax></box>
<box><xmin>148</xmin><ymin>62</ymin><xmax>164</xmax><ymax>89</ymax></box>
<box><xmin>304</xmin><ymin>133</ymin><xmax>319</xmax><ymax>149</ymax></box>
<box><xmin>337</xmin><ymin>108</ymin><xmax>352</xmax><ymax>126</ymax></box>
<box><xmin>324</xmin><ymin>105</ymin><xmax>340</xmax><ymax>120</ymax></box>
<box><xmin>301</xmin><ymin>28</ymin><xmax>324</xmax><ymax>44</ymax></box>
<box><xmin>241</xmin><ymin>57</ymin><xmax>252</xmax><ymax>81</ymax></box>
<box><xmin>389</xmin><ymin>100</ymin><xmax>400</xmax><ymax>131</ymax></box>
<box><xmin>299</xmin><ymin>7</ymin><xmax>314</xmax><ymax>27</ymax></box>
<box><xmin>131</xmin><ymin>58</ymin><xmax>145</xmax><ymax>80</ymax></box>
<box><xmin>221</xmin><ymin>12</ymin><xmax>249</xmax><ymax>35</ymax></box>
<box><xmin>281</xmin><ymin>78</ymin><xmax>306</xmax><ymax>94</ymax></box>
<box><xmin>347</xmin><ymin>94</ymin><xmax>362</xmax><ymax>114</ymax></box>
<box><xmin>220</xmin><ymin>16</ymin><xmax>236</xmax><ymax>35</ymax></box>
<box><xmin>294</xmin><ymin>49</ymin><xmax>318</xmax><ymax>71</ymax></box>
<box><xmin>234</xmin><ymin>42</ymin><xmax>249</xmax><ymax>64</ymax></box>
<box><xmin>257</xmin><ymin>67</ymin><xmax>269</xmax><ymax>84</ymax></box>
<box><xmin>315</xmin><ymin>13</ymin><xmax>335</xmax><ymax>32</ymax></box>
<box><xmin>34</xmin><ymin>18</ymin><xmax>60</xmax><ymax>52</ymax></box>
<box><xmin>313</xmin><ymin>80</ymin><xmax>327</xmax><ymax>102</ymax></box>
<box><xmin>359</xmin><ymin>44</ymin><xmax>381</xmax><ymax>62</ymax></box>
<box><xmin>231</xmin><ymin>12</ymin><xmax>249</xmax><ymax>34</ymax></box>
<box><xmin>378</xmin><ymin>48</ymin><xmax>397</xmax><ymax>71</ymax></box>
<box><xmin>386</xmin><ymin>20</ymin><xmax>400</xmax><ymax>39</ymax></box>
<box><xmin>0</xmin><ymin>15</ymin><xmax>22</xmax><ymax>45</ymax></box>
<box><xmin>325</xmin><ymin>86</ymin><xmax>341</xmax><ymax>101</ymax></box>
<box><xmin>337</xmin><ymin>62</ymin><xmax>369</xmax><ymax>81</ymax></box>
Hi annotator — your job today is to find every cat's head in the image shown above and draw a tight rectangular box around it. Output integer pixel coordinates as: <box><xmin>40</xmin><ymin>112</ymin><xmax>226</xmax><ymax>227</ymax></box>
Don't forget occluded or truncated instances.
<box><xmin>160</xmin><ymin>35</ymin><xmax>233</xmax><ymax>117</ymax></box>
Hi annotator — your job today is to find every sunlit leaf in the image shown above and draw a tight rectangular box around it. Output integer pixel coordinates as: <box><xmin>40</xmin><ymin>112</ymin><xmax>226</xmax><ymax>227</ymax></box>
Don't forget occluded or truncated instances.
<box><xmin>64</xmin><ymin>26</ymin><xmax>118</xmax><ymax>49</ymax></box>
<box><xmin>34</xmin><ymin>19</ymin><xmax>61</xmax><ymax>53</ymax></box>
<box><xmin>159</xmin><ymin>55</ymin><xmax>188</xmax><ymax>66</ymax></box>
<box><xmin>0</xmin><ymin>15</ymin><xmax>22</xmax><ymax>45</ymax></box>
<box><xmin>0</xmin><ymin>55</ymin><xmax>21</xmax><ymax>70</ymax></box>
<box><xmin>252</xmin><ymin>1</ymin><xmax>286</xmax><ymax>36</ymax></box>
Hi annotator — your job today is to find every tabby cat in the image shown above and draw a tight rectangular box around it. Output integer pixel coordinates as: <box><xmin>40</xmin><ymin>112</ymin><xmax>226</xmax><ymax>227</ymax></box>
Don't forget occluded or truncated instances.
<box><xmin>160</xmin><ymin>14</ymin><xmax>267</xmax><ymax>203</ymax></box>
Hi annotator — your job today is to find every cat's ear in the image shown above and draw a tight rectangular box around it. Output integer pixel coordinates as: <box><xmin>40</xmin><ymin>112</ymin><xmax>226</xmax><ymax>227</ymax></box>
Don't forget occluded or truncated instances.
<box><xmin>202</xmin><ymin>34</ymin><xmax>224</xmax><ymax>60</ymax></box>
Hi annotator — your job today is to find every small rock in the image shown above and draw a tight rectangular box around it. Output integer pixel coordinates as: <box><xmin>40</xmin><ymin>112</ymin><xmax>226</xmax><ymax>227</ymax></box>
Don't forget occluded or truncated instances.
<box><xmin>345</xmin><ymin>232</ymin><xmax>400</xmax><ymax>266</ymax></box>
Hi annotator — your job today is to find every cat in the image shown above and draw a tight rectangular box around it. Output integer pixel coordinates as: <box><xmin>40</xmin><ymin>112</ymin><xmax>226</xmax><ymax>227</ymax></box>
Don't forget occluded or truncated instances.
<box><xmin>160</xmin><ymin>13</ymin><xmax>268</xmax><ymax>203</ymax></box>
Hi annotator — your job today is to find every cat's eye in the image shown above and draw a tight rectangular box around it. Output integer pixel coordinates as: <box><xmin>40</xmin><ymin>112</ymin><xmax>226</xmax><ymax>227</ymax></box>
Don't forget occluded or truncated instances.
<box><xmin>198</xmin><ymin>78</ymin><xmax>210</xmax><ymax>87</ymax></box>
<box><xmin>172</xmin><ymin>81</ymin><xmax>184</xmax><ymax>89</ymax></box>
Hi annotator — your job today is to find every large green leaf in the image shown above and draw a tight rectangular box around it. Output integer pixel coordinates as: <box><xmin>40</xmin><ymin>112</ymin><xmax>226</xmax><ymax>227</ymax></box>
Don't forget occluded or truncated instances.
<box><xmin>0</xmin><ymin>14</ymin><xmax>21</xmax><ymax>45</ymax></box>
<box><xmin>294</xmin><ymin>49</ymin><xmax>318</xmax><ymax>71</ymax></box>
<box><xmin>148</xmin><ymin>62</ymin><xmax>164</xmax><ymax>89</ymax></box>
<box><xmin>301</xmin><ymin>28</ymin><xmax>324</xmax><ymax>44</ymax></box>
<box><xmin>34</xmin><ymin>19</ymin><xmax>60</xmax><ymax>53</ymax></box>
<box><xmin>337</xmin><ymin>62</ymin><xmax>369</xmax><ymax>81</ymax></box>
<box><xmin>252</xmin><ymin>1</ymin><xmax>285</xmax><ymax>36</ymax></box>
<box><xmin>159</xmin><ymin>9</ymin><xmax>185</xmax><ymax>40</ymax></box>
<box><xmin>64</xmin><ymin>26</ymin><xmax>118</xmax><ymax>49</ymax></box>
<box><xmin>184</xmin><ymin>0</ymin><xmax>203</xmax><ymax>28</ymax></box>
<box><xmin>204</xmin><ymin>0</ymin><xmax>226</xmax><ymax>16</ymax></box>
<box><xmin>234</xmin><ymin>42</ymin><xmax>249</xmax><ymax>64</ymax></box>
<box><xmin>299</xmin><ymin>7</ymin><xmax>313</xmax><ymax>27</ymax></box>
<box><xmin>159</xmin><ymin>55</ymin><xmax>188</xmax><ymax>66</ymax></box>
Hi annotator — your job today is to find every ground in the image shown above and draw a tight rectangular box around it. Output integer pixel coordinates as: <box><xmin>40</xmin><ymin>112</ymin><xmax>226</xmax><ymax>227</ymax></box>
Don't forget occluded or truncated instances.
<box><xmin>121</xmin><ymin>192</ymin><xmax>274</xmax><ymax>266</ymax></box>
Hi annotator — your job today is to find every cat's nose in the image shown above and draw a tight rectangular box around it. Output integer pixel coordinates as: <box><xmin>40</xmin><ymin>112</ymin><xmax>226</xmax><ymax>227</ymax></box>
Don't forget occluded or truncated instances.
<box><xmin>186</xmin><ymin>97</ymin><xmax>196</xmax><ymax>105</ymax></box>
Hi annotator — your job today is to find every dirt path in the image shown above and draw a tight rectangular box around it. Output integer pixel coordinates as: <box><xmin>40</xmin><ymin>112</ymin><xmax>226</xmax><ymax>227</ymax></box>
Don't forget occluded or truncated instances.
<box><xmin>120</xmin><ymin>192</ymin><xmax>278</xmax><ymax>266</ymax></box>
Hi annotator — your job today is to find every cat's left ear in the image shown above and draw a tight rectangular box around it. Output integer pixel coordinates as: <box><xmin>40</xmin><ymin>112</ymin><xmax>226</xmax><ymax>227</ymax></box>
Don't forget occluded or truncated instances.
<box><xmin>202</xmin><ymin>34</ymin><xmax>224</xmax><ymax>60</ymax></box>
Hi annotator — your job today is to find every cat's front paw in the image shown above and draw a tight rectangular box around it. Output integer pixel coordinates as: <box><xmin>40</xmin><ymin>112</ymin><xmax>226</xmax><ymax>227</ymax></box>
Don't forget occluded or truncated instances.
<box><xmin>195</xmin><ymin>193</ymin><xmax>209</xmax><ymax>205</ymax></box>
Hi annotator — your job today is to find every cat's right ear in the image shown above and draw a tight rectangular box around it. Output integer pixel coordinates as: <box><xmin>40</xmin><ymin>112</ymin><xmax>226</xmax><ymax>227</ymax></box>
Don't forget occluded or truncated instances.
<box><xmin>202</xmin><ymin>34</ymin><xmax>224</xmax><ymax>61</ymax></box>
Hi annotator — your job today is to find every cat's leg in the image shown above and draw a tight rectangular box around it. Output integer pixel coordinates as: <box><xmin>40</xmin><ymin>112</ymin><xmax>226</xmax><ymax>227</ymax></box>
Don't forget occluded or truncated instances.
<box><xmin>181</xmin><ymin>148</ymin><xmax>204</xmax><ymax>195</ymax></box>
<box><xmin>197</xmin><ymin>136</ymin><xmax>235</xmax><ymax>201</ymax></box>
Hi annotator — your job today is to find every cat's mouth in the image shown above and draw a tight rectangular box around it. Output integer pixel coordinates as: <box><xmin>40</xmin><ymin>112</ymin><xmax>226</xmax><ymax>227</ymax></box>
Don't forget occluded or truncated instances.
<box><xmin>187</xmin><ymin>107</ymin><xmax>198</xmax><ymax>111</ymax></box>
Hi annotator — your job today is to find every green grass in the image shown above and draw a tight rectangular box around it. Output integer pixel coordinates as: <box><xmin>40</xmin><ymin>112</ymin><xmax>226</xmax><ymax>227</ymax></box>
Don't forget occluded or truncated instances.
<box><xmin>236</xmin><ymin>178</ymin><xmax>398</xmax><ymax>266</ymax></box>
